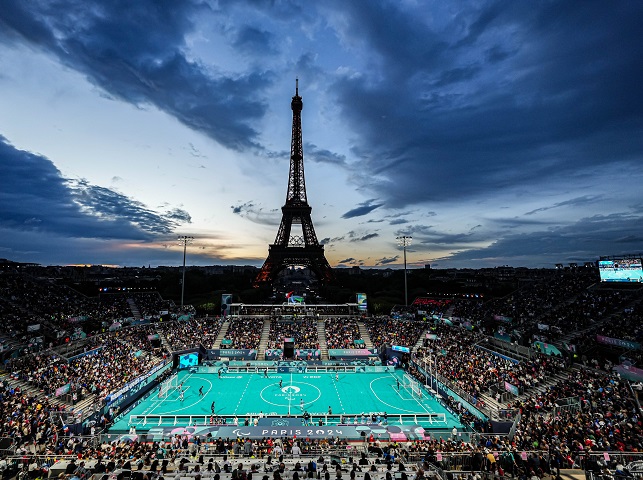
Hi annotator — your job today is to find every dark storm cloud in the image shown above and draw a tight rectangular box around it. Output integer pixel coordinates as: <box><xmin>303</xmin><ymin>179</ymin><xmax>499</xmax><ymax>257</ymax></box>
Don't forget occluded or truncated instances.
<box><xmin>0</xmin><ymin>0</ymin><xmax>270</xmax><ymax>151</ymax></box>
<box><xmin>0</xmin><ymin>227</ymin><xmax>223</xmax><ymax>267</ymax></box>
<box><xmin>440</xmin><ymin>209</ymin><xmax>643</xmax><ymax>268</ymax></box>
<box><xmin>305</xmin><ymin>143</ymin><xmax>347</xmax><ymax>166</ymax></box>
<box><xmin>0</xmin><ymin>136</ymin><xmax>191</xmax><ymax>240</ymax></box>
<box><xmin>319</xmin><ymin>236</ymin><xmax>345</xmax><ymax>246</ymax></box>
<box><xmin>231</xmin><ymin>202</ymin><xmax>256</xmax><ymax>215</ymax></box>
<box><xmin>363</xmin><ymin>211</ymin><xmax>420</xmax><ymax>226</ymax></box>
<box><xmin>232</xmin><ymin>26</ymin><xmax>278</xmax><ymax>55</ymax></box>
<box><xmin>342</xmin><ymin>200</ymin><xmax>384</xmax><ymax>219</ymax></box>
<box><xmin>350</xmin><ymin>233</ymin><xmax>379</xmax><ymax>243</ymax></box>
<box><xmin>328</xmin><ymin>1</ymin><xmax>643</xmax><ymax>208</ymax></box>
<box><xmin>490</xmin><ymin>217</ymin><xmax>557</xmax><ymax>229</ymax></box>
<box><xmin>389</xmin><ymin>218</ymin><xmax>408</xmax><ymax>225</ymax></box>
<box><xmin>71</xmin><ymin>181</ymin><xmax>191</xmax><ymax>235</ymax></box>
<box><xmin>230</xmin><ymin>201</ymin><xmax>279</xmax><ymax>226</ymax></box>
<box><xmin>376</xmin><ymin>255</ymin><xmax>399</xmax><ymax>266</ymax></box>
<box><xmin>430</xmin><ymin>65</ymin><xmax>481</xmax><ymax>88</ymax></box>
<box><xmin>164</xmin><ymin>208</ymin><xmax>193</xmax><ymax>223</ymax></box>
<box><xmin>217</xmin><ymin>0</ymin><xmax>306</xmax><ymax>21</ymax></box>
<box><xmin>400</xmin><ymin>224</ymin><xmax>492</xmax><ymax>249</ymax></box>
<box><xmin>523</xmin><ymin>195</ymin><xmax>603</xmax><ymax>216</ymax></box>
<box><xmin>338</xmin><ymin>257</ymin><xmax>355</xmax><ymax>264</ymax></box>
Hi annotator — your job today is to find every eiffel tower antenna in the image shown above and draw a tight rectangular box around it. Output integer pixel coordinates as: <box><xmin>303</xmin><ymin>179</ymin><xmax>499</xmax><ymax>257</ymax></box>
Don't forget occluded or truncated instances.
<box><xmin>255</xmin><ymin>80</ymin><xmax>333</xmax><ymax>286</ymax></box>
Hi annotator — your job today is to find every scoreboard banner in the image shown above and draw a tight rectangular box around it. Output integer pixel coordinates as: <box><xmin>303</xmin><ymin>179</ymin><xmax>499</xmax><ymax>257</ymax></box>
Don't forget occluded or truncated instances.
<box><xmin>142</xmin><ymin>422</ymin><xmax>434</xmax><ymax>442</ymax></box>
<box><xmin>596</xmin><ymin>335</ymin><xmax>641</xmax><ymax>350</ymax></box>
<box><xmin>265</xmin><ymin>348</ymin><xmax>321</xmax><ymax>359</ymax></box>
<box><xmin>613</xmin><ymin>364</ymin><xmax>643</xmax><ymax>382</ymax></box>
<box><xmin>328</xmin><ymin>349</ymin><xmax>375</xmax><ymax>358</ymax></box>
<box><xmin>207</xmin><ymin>349</ymin><xmax>258</xmax><ymax>360</ymax></box>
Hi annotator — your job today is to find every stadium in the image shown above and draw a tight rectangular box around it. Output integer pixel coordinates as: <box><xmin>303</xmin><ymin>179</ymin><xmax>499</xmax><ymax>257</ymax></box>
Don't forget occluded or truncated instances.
<box><xmin>1</xmin><ymin>258</ymin><xmax>642</xmax><ymax>480</ymax></box>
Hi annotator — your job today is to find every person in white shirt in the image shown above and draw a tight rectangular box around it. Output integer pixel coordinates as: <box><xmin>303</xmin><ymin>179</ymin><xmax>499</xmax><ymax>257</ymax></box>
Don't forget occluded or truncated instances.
<box><xmin>292</xmin><ymin>443</ymin><xmax>302</xmax><ymax>456</ymax></box>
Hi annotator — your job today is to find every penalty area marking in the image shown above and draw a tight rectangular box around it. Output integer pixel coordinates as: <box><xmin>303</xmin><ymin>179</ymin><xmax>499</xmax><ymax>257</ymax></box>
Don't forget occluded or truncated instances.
<box><xmin>148</xmin><ymin>377</ymin><xmax>214</xmax><ymax>415</ymax></box>
<box><xmin>369</xmin><ymin>376</ymin><xmax>434</xmax><ymax>414</ymax></box>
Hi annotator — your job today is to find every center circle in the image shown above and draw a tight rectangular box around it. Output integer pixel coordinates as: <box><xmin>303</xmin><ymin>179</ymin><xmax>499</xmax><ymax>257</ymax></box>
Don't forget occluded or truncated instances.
<box><xmin>260</xmin><ymin>381</ymin><xmax>322</xmax><ymax>408</ymax></box>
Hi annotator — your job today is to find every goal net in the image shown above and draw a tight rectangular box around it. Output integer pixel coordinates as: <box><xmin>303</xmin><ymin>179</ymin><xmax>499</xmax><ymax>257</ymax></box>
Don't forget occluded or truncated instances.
<box><xmin>158</xmin><ymin>374</ymin><xmax>179</xmax><ymax>398</ymax></box>
<box><xmin>402</xmin><ymin>373</ymin><xmax>423</xmax><ymax>399</ymax></box>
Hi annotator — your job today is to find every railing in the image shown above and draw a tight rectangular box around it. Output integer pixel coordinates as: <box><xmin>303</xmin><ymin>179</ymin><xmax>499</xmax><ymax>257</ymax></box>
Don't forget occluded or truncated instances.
<box><xmin>409</xmin><ymin>451</ymin><xmax>643</xmax><ymax>474</ymax></box>
<box><xmin>410</xmin><ymin>356</ymin><xmax>494</xmax><ymax>420</ymax></box>
<box><xmin>220</xmin><ymin>365</ymin><xmax>388</xmax><ymax>374</ymax></box>
<box><xmin>127</xmin><ymin>413</ymin><xmax>448</xmax><ymax>429</ymax></box>
<box><xmin>1</xmin><ymin>455</ymin><xmax>78</xmax><ymax>470</ymax></box>
<box><xmin>585</xmin><ymin>452</ymin><xmax>643</xmax><ymax>468</ymax></box>
<box><xmin>489</xmin><ymin>383</ymin><xmax>521</xmax><ymax>404</ymax></box>
<box><xmin>0</xmin><ymin>436</ymin><xmax>16</xmax><ymax>458</ymax></box>
<box><xmin>414</xmin><ymin>357</ymin><xmax>523</xmax><ymax>422</ymax></box>
<box><xmin>91</xmin><ymin>444</ymin><xmax>365</xmax><ymax>460</ymax></box>
<box><xmin>423</xmin><ymin>461</ymin><xmax>447</xmax><ymax>480</ymax></box>
<box><xmin>409</xmin><ymin>451</ymin><xmax>549</xmax><ymax>472</ymax></box>
<box><xmin>548</xmin><ymin>396</ymin><xmax>582</xmax><ymax>420</ymax></box>
<box><xmin>485</xmin><ymin>337</ymin><xmax>535</xmax><ymax>360</ymax></box>
<box><xmin>6</xmin><ymin>447</ymin><xmax>643</xmax><ymax>476</ymax></box>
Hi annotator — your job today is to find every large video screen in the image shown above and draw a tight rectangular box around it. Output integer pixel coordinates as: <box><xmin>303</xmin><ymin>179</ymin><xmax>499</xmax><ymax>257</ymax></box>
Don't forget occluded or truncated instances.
<box><xmin>178</xmin><ymin>352</ymin><xmax>198</xmax><ymax>369</ymax></box>
<box><xmin>356</xmin><ymin>293</ymin><xmax>368</xmax><ymax>312</ymax></box>
<box><xmin>598</xmin><ymin>258</ymin><xmax>643</xmax><ymax>282</ymax></box>
<box><xmin>286</xmin><ymin>292</ymin><xmax>304</xmax><ymax>304</ymax></box>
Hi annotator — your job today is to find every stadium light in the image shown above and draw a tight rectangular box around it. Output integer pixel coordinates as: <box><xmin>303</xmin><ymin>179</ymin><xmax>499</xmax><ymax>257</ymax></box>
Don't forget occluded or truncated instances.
<box><xmin>396</xmin><ymin>235</ymin><xmax>412</xmax><ymax>306</ymax></box>
<box><xmin>178</xmin><ymin>235</ymin><xmax>194</xmax><ymax>310</ymax></box>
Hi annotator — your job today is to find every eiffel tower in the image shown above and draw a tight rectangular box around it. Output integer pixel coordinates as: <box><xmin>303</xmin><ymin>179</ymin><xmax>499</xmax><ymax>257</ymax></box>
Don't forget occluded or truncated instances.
<box><xmin>255</xmin><ymin>80</ymin><xmax>333</xmax><ymax>286</ymax></box>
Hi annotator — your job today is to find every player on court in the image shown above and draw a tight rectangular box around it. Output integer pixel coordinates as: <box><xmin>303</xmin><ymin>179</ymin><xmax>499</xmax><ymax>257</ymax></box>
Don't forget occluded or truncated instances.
<box><xmin>279</xmin><ymin>379</ymin><xmax>283</xmax><ymax>388</ymax></box>
<box><xmin>199</xmin><ymin>386</ymin><xmax>204</xmax><ymax>397</ymax></box>
<box><xmin>335</xmin><ymin>372</ymin><xmax>339</xmax><ymax>382</ymax></box>
<box><xmin>179</xmin><ymin>390</ymin><xmax>184</xmax><ymax>402</ymax></box>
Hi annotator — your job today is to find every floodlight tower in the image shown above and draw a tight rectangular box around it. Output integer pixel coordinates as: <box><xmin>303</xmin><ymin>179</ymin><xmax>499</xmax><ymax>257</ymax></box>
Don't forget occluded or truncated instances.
<box><xmin>178</xmin><ymin>235</ymin><xmax>194</xmax><ymax>309</ymax></box>
<box><xmin>397</xmin><ymin>235</ymin><xmax>412</xmax><ymax>306</ymax></box>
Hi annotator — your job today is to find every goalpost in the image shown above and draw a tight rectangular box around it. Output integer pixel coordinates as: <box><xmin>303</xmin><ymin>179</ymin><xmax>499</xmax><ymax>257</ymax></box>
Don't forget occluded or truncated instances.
<box><xmin>158</xmin><ymin>374</ymin><xmax>179</xmax><ymax>398</ymax></box>
<box><xmin>402</xmin><ymin>373</ymin><xmax>423</xmax><ymax>399</ymax></box>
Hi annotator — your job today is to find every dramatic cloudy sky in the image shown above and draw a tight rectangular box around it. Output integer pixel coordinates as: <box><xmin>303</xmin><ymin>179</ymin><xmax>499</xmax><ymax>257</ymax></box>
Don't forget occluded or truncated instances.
<box><xmin>1</xmin><ymin>1</ymin><xmax>642</xmax><ymax>269</ymax></box>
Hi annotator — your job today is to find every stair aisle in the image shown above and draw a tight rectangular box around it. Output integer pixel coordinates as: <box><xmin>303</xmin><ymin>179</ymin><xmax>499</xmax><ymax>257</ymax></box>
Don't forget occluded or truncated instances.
<box><xmin>480</xmin><ymin>392</ymin><xmax>504</xmax><ymax>411</ymax></box>
<box><xmin>213</xmin><ymin>319</ymin><xmax>231</xmax><ymax>348</ymax></box>
<box><xmin>127</xmin><ymin>297</ymin><xmax>141</xmax><ymax>320</ymax></box>
<box><xmin>413</xmin><ymin>328</ymin><xmax>430</xmax><ymax>351</ymax></box>
<box><xmin>158</xmin><ymin>327</ymin><xmax>174</xmax><ymax>354</ymax></box>
<box><xmin>4</xmin><ymin>375</ymin><xmax>68</xmax><ymax>408</ymax></box>
<box><xmin>357</xmin><ymin>321</ymin><xmax>374</xmax><ymax>349</ymax></box>
<box><xmin>258</xmin><ymin>319</ymin><xmax>272</xmax><ymax>360</ymax></box>
<box><xmin>317</xmin><ymin>320</ymin><xmax>329</xmax><ymax>360</ymax></box>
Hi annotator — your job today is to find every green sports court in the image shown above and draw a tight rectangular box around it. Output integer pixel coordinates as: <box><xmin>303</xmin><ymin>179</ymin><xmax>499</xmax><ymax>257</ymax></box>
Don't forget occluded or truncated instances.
<box><xmin>112</xmin><ymin>368</ymin><xmax>463</xmax><ymax>440</ymax></box>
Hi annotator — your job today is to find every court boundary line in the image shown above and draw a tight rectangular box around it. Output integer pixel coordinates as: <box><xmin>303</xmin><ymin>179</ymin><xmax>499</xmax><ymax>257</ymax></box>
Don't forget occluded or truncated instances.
<box><xmin>124</xmin><ymin>370</ymin><xmax>453</xmax><ymax>429</ymax></box>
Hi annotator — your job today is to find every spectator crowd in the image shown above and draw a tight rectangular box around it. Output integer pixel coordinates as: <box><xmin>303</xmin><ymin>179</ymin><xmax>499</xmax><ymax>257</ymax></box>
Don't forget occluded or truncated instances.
<box><xmin>0</xmin><ymin>264</ymin><xmax>642</xmax><ymax>475</ymax></box>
